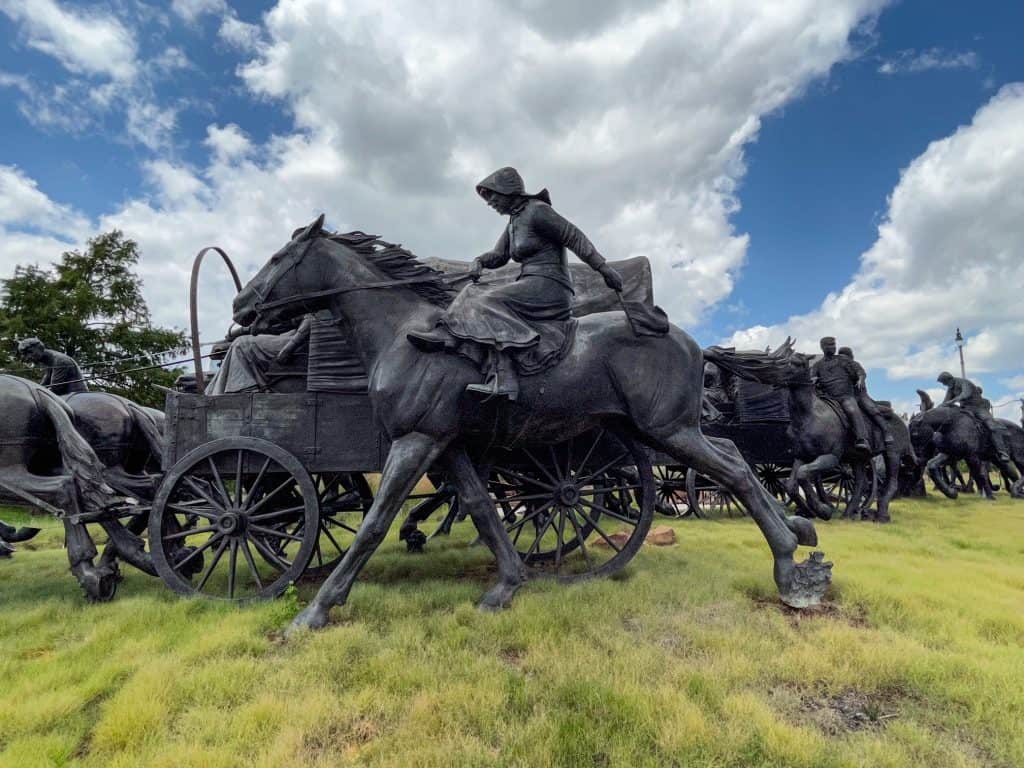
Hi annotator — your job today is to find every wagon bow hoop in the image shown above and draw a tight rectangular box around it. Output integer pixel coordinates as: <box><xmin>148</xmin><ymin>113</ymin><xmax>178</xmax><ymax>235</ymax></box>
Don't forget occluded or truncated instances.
<box><xmin>190</xmin><ymin>246</ymin><xmax>244</xmax><ymax>395</ymax></box>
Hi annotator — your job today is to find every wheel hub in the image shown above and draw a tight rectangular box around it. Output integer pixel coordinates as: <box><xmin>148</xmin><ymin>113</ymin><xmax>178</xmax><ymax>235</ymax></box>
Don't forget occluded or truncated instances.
<box><xmin>218</xmin><ymin>510</ymin><xmax>245</xmax><ymax>535</ymax></box>
<box><xmin>556</xmin><ymin>482</ymin><xmax>581</xmax><ymax>506</ymax></box>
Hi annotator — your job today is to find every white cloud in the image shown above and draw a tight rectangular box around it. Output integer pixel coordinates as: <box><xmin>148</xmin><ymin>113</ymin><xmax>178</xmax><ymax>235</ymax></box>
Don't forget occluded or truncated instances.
<box><xmin>6</xmin><ymin>1</ymin><xmax>891</xmax><ymax>342</ymax></box>
<box><xmin>218</xmin><ymin>15</ymin><xmax>263</xmax><ymax>52</ymax></box>
<box><xmin>878</xmin><ymin>47</ymin><xmax>979</xmax><ymax>75</ymax></box>
<box><xmin>125</xmin><ymin>100</ymin><xmax>180</xmax><ymax>152</ymax></box>
<box><xmin>0</xmin><ymin>165</ymin><xmax>92</xmax><ymax>281</ymax></box>
<box><xmin>204</xmin><ymin>123</ymin><xmax>252</xmax><ymax>160</ymax></box>
<box><xmin>171</xmin><ymin>0</ymin><xmax>226</xmax><ymax>23</ymax></box>
<box><xmin>0</xmin><ymin>0</ymin><xmax>137</xmax><ymax>80</ymax></box>
<box><xmin>729</xmin><ymin>85</ymin><xmax>1024</xmax><ymax>385</ymax></box>
<box><xmin>0</xmin><ymin>165</ymin><xmax>90</xmax><ymax>236</ymax></box>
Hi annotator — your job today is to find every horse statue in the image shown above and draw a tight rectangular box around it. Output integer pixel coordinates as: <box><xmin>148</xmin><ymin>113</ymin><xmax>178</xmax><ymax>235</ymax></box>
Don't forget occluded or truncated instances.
<box><xmin>909</xmin><ymin>391</ymin><xmax>1024</xmax><ymax>499</ymax></box>
<box><xmin>0</xmin><ymin>375</ymin><xmax>122</xmax><ymax>598</ymax></box>
<box><xmin>232</xmin><ymin>216</ymin><xmax>830</xmax><ymax>633</ymax></box>
<box><xmin>704</xmin><ymin>340</ymin><xmax>917</xmax><ymax>523</ymax></box>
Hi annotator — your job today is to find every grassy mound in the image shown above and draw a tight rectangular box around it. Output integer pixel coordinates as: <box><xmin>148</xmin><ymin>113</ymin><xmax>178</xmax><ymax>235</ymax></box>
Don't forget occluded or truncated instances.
<box><xmin>1</xmin><ymin>493</ymin><xmax>1022</xmax><ymax>767</ymax></box>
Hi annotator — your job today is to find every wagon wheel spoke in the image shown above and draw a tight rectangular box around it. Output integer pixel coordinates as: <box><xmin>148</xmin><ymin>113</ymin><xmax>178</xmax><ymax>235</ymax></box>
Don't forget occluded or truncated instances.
<box><xmin>573</xmin><ymin>505</ymin><xmax>621</xmax><ymax>553</ymax></box>
<box><xmin>243</xmin><ymin>457</ymin><xmax>273</xmax><ymax>509</ymax></box>
<box><xmin>576</xmin><ymin>428</ymin><xmax>604</xmax><ymax>476</ymax></box>
<box><xmin>227</xmin><ymin>539</ymin><xmax>238</xmax><ymax>599</ymax></box>
<box><xmin>195</xmin><ymin>536</ymin><xmax>229</xmax><ymax>593</ymax></box>
<box><xmin>206</xmin><ymin>457</ymin><xmax>233</xmax><ymax>509</ymax></box>
<box><xmin>577</xmin><ymin>451</ymin><xmax>629</xmax><ymax>486</ymax></box>
<box><xmin>240</xmin><ymin>538</ymin><xmax>264</xmax><ymax>591</ymax></box>
<box><xmin>566</xmin><ymin>507</ymin><xmax>594</xmax><ymax>570</ymax></box>
<box><xmin>182</xmin><ymin>476</ymin><xmax>227</xmax><ymax>514</ymax></box>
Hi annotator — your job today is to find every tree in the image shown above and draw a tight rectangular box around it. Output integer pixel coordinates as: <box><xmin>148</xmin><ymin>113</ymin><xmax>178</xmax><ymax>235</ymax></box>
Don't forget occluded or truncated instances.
<box><xmin>0</xmin><ymin>231</ymin><xmax>187</xmax><ymax>407</ymax></box>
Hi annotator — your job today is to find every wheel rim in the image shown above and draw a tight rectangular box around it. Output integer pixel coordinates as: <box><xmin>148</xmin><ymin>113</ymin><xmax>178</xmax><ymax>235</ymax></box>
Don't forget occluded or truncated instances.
<box><xmin>490</xmin><ymin>428</ymin><xmax>654</xmax><ymax>580</ymax></box>
<box><xmin>149</xmin><ymin>438</ymin><xmax>319</xmax><ymax>601</ymax></box>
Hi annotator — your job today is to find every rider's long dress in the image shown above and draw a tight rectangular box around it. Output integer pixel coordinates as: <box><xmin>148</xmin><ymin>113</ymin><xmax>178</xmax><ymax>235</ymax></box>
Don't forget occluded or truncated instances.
<box><xmin>438</xmin><ymin>198</ymin><xmax>607</xmax><ymax>375</ymax></box>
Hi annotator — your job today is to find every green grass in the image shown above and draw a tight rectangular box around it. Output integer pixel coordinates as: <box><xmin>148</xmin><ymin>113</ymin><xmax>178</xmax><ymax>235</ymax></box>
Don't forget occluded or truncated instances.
<box><xmin>2</xmin><ymin>492</ymin><xmax>1023</xmax><ymax>768</ymax></box>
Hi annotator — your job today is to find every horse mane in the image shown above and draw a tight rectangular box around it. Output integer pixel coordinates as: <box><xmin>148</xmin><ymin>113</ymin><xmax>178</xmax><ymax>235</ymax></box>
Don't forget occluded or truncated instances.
<box><xmin>702</xmin><ymin>338</ymin><xmax>801</xmax><ymax>387</ymax></box>
<box><xmin>324</xmin><ymin>230</ymin><xmax>455</xmax><ymax>307</ymax></box>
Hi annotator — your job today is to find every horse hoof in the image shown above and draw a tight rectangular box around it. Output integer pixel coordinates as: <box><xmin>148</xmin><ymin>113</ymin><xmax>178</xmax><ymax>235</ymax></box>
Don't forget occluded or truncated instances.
<box><xmin>785</xmin><ymin>516</ymin><xmax>818</xmax><ymax>547</ymax></box>
<box><xmin>478</xmin><ymin>581</ymin><xmax>521</xmax><ymax>612</ymax></box>
<box><xmin>404</xmin><ymin>530</ymin><xmax>427</xmax><ymax>553</ymax></box>
<box><xmin>286</xmin><ymin>604</ymin><xmax>330</xmax><ymax>636</ymax></box>
<box><xmin>778</xmin><ymin>552</ymin><xmax>832</xmax><ymax>608</ymax></box>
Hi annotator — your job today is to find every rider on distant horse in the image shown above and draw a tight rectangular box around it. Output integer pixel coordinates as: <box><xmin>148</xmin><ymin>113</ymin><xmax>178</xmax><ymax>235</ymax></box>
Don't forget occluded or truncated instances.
<box><xmin>838</xmin><ymin>346</ymin><xmax>894</xmax><ymax>445</ymax></box>
<box><xmin>810</xmin><ymin>337</ymin><xmax>871</xmax><ymax>454</ymax></box>
<box><xmin>407</xmin><ymin>167</ymin><xmax>624</xmax><ymax>401</ymax></box>
<box><xmin>936</xmin><ymin>371</ymin><xmax>1011</xmax><ymax>463</ymax></box>
<box><xmin>17</xmin><ymin>338</ymin><xmax>88</xmax><ymax>396</ymax></box>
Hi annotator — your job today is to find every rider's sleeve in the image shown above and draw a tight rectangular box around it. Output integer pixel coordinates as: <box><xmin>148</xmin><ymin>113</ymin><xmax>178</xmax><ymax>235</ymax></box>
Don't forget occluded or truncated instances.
<box><xmin>959</xmin><ymin>378</ymin><xmax>977</xmax><ymax>400</ymax></box>
<box><xmin>477</xmin><ymin>228</ymin><xmax>511</xmax><ymax>269</ymax></box>
<box><xmin>533</xmin><ymin>204</ymin><xmax>606</xmax><ymax>270</ymax></box>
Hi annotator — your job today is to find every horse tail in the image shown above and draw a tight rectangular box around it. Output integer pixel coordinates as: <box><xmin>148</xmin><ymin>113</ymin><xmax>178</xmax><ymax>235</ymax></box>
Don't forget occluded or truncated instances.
<box><xmin>703</xmin><ymin>337</ymin><xmax>797</xmax><ymax>386</ymax></box>
<box><xmin>33</xmin><ymin>387</ymin><xmax>113</xmax><ymax>514</ymax></box>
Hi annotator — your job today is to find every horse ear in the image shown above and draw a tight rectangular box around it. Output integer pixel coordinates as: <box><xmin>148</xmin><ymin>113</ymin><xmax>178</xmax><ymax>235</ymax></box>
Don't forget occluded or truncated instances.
<box><xmin>295</xmin><ymin>213</ymin><xmax>326</xmax><ymax>242</ymax></box>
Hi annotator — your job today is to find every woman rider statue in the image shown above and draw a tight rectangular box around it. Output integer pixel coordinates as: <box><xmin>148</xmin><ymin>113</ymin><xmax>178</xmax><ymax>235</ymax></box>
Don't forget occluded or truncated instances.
<box><xmin>408</xmin><ymin>167</ymin><xmax>624</xmax><ymax>401</ymax></box>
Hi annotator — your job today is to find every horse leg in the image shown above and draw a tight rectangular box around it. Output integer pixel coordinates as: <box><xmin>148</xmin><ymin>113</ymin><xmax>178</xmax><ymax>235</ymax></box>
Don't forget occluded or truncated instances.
<box><xmin>966</xmin><ymin>456</ymin><xmax>995</xmax><ymax>500</ymax></box>
<box><xmin>289</xmin><ymin>432</ymin><xmax>449</xmax><ymax>633</ymax></box>
<box><xmin>796</xmin><ymin>454</ymin><xmax>839</xmax><ymax>520</ymax></box>
<box><xmin>443</xmin><ymin>446</ymin><xmax>526</xmax><ymax>610</ymax></box>
<box><xmin>875</xmin><ymin>450</ymin><xmax>898</xmax><ymax>523</ymax></box>
<box><xmin>927</xmin><ymin>453</ymin><xmax>957</xmax><ymax>498</ymax></box>
<box><xmin>649</xmin><ymin>427</ymin><xmax>829</xmax><ymax>608</ymax></box>
<box><xmin>786</xmin><ymin>460</ymin><xmax>815</xmax><ymax>518</ymax></box>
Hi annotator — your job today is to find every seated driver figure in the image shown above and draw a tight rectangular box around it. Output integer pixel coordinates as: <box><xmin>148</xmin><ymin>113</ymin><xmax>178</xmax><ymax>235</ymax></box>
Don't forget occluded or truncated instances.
<box><xmin>17</xmin><ymin>337</ymin><xmax>88</xmax><ymax>396</ymax></box>
<box><xmin>936</xmin><ymin>371</ymin><xmax>1011</xmax><ymax>463</ymax></box>
<box><xmin>810</xmin><ymin>336</ymin><xmax>870</xmax><ymax>454</ymax></box>
<box><xmin>407</xmin><ymin>167</ymin><xmax>623</xmax><ymax>401</ymax></box>
<box><xmin>838</xmin><ymin>346</ymin><xmax>894</xmax><ymax>445</ymax></box>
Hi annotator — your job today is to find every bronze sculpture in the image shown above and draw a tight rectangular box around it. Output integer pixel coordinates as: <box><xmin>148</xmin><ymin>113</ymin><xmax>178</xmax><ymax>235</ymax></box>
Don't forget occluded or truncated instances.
<box><xmin>706</xmin><ymin>340</ymin><xmax>916</xmax><ymax>523</ymax></box>
<box><xmin>936</xmin><ymin>372</ymin><xmax>1011</xmax><ymax>463</ymax></box>
<box><xmin>230</xmin><ymin>210</ymin><xmax>829</xmax><ymax>633</ymax></box>
<box><xmin>810</xmin><ymin>337</ymin><xmax>870</xmax><ymax>454</ymax></box>
<box><xmin>838</xmin><ymin>346</ymin><xmax>894</xmax><ymax>445</ymax></box>
<box><xmin>407</xmin><ymin>167</ymin><xmax>625</xmax><ymax>400</ymax></box>
<box><xmin>17</xmin><ymin>337</ymin><xmax>88</xmax><ymax>396</ymax></box>
<box><xmin>910</xmin><ymin>380</ymin><xmax>1023</xmax><ymax>499</ymax></box>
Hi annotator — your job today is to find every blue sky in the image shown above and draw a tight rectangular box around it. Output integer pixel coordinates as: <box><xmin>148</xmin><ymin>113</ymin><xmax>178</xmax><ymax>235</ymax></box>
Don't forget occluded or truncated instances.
<box><xmin>1</xmin><ymin>0</ymin><xmax>1023</xmax><ymax>419</ymax></box>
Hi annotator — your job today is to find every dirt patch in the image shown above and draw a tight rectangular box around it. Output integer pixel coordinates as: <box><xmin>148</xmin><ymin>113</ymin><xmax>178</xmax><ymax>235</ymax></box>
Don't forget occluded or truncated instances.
<box><xmin>770</xmin><ymin>684</ymin><xmax>902</xmax><ymax>735</ymax></box>
<box><xmin>499</xmin><ymin>646</ymin><xmax>525</xmax><ymax>668</ymax></box>
<box><xmin>753</xmin><ymin>596</ymin><xmax>870</xmax><ymax>629</ymax></box>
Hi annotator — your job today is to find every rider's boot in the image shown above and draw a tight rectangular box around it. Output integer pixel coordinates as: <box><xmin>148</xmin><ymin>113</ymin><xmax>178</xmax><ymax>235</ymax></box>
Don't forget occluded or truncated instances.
<box><xmin>466</xmin><ymin>352</ymin><xmax>519</xmax><ymax>401</ymax></box>
<box><xmin>990</xmin><ymin>429</ymin><xmax>1012</xmax><ymax>465</ymax></box>
<box><xmin>407</xmin><ymin>325</ymin><xmax>453</xmax><ymax>352</ymax></box>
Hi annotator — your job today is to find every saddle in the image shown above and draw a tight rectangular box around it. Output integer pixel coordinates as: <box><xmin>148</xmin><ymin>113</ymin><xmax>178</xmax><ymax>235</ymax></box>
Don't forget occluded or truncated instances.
<box><xmin>820</xmin><ymin>396</ymin><xmax>888</xmax><ymax>454</ymax></box>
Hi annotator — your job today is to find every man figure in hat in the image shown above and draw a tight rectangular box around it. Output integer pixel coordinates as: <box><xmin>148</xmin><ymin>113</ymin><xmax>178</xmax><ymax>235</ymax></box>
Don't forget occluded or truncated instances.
<box><xmin>936</xmin><ymin>371</ymin><xmax>1011</xmax><ymax>463</ymax></box>
<box><xmin>810</xmin><ymin>336</ymin><xmax>871</xmax><ymax>453</ymax></box>
<box><xmin>407</xmin><ymin>166</ymin><xmax>623</xmax><ymax>401</ymax></box>
<box><xmin>16</xmin><ymin>338</ymin><xmax>88</xmax><ymax>396</ymax></box>
<box><xmin>838</xmin><ymin>346</ymin><xmax>894</xmax><ymax>445</ymax></box>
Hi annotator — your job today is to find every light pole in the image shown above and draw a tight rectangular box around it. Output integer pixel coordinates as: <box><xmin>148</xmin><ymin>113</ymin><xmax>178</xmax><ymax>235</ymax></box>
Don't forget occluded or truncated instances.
<box><xmin>955</xmin><ymin>327</ymin><xmax>965</xmax><ymax>378</ymax></box>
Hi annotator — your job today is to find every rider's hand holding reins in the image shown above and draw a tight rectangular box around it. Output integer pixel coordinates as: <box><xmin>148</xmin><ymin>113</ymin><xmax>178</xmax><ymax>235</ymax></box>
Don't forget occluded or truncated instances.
<box><xmin>599</xmin><ymin>263</ymin><xmax>624</xmax><ymax>292</ymax></box>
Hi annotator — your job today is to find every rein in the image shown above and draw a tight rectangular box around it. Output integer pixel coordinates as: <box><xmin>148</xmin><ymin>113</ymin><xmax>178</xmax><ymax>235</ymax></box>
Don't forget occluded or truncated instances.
<box><xmin>253</xmin><ymin>272</ymin><xmax>477</xmax><ymax>313</ymax></box>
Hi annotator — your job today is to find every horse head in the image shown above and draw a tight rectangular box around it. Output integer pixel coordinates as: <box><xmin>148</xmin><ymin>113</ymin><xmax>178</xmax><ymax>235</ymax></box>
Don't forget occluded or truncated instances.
<box><xmin>703</xmin><ymin>336</ymin><xmax>810</xmax><ymax>389</ymax></box>
<box><xmin>233</xmin><ymin>214</ymin><xmax>331</xmax><ymax>332</ymax></box>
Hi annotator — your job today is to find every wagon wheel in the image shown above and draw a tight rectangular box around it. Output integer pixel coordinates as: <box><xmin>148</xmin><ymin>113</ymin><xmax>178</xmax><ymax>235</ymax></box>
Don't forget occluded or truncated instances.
<box><xmin>149</xmin><ymin>437</ymin><xmax>319</xmax><ymax>601</ymax></box>
<box><xmin>754</xmin><ymin>462</ymin><xmax>793</xmax><ymax>507</ymax></box>
<box><xmin>685</xmin><ymin>469</ymin><xmax>742</xmax><ymax>517</ymax></box>
<box><xmin>303</xmin><ymin>473</ymin><xmax>373</xmax><ymax>577</ymax></box>
<box><xmin>654</xmin><ymin>465</ymin><xmax>691</xmax><ymax>518</ymax></box>
<box><xmin>817</xmin><ymin>461</ymin><xmax>867</xmax><ymax>519</ymax></box>
<box><xmin>489</xmin><ymin>427</ymin><xmax>654</xmax><ymax>580</ymax></box>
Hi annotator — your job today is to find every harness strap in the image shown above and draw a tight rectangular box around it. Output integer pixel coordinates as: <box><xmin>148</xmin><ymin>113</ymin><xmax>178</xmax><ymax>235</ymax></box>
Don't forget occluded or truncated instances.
<box><xmin>254</xmin><ymin>272</ymin><xmax>476</xmax><ymax>313</ymax></box>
